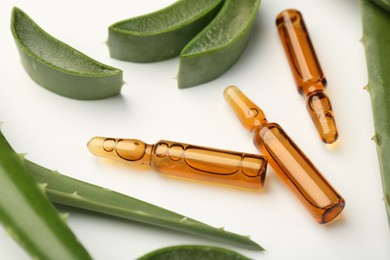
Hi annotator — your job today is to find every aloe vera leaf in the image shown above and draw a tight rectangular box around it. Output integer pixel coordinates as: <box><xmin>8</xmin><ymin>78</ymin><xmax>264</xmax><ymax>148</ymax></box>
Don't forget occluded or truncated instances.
<box><xmin>11</xmin><ymin>7</ymin><xmax>123</xmax><ymax>100</ymax></box>
<box><xmin>24</xmin><ymin>159</ymin><xmax>264</xmax><ymax>251</ymax></box>
<box><xmin>361</xmin><ymin>0</ymin><xmax>390</xmax><ymax>224</ymax></box>
<box><xmin>178</xmin><ymin>0</ymin><xmax>261</xmax><ymax>88</ymax></box>
<box><xmin>107</xmin><ymin>0</ymin><xmax>224</xmax><ymax>62</ymax></box>
<box><xmin>371</xmin><ymin>0</ymin><xmax>390</xmax><ymax>12</ymax></box>
<box><xmin>0</xmin><ymin>130</ymin><xmax>92</xmax><ymax>260</ymax></box>
<box><xmin>137</xmin><ymin>244</ymin><xmax>251</xmax><ymax>260</ymax></box>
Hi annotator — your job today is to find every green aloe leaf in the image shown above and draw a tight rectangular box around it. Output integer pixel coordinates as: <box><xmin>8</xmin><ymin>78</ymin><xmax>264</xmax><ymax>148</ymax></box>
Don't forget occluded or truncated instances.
<box><xmin>361</xmin><ymin>0</ymin><xmax>390</xmax><ymax>225</ymax></box>
<box><xmin>137</xmin><ymin>245</ymin><xmax>251</xmax><ymax>260</ymax></box>
<box><xmin>24</xmin><ymin>159</ymin><xmax>264</xmax><ymax>251</ymax></box>
<box><xmin>178</xmin><ymin>0</ymin><xmax>261</xmax><ymax>88</ymax></box>
<box><xmin>370</xmin><ymin>0</ymin><xmax>390</xmax><ymax>11</ymax></box>
<box><xmin>0</xmin><ymin>129</ymin><xmax>92</xmax><ymax>260</ymax></box>
<box><xmin>11</xmin><ymin>7</ymin><xmax>123</xmax><ymax>100</ymax></box>
<box><xmin>108</xmin><ymin>0</ymin><xmax>224</xmax><ymax>62</ymax></box>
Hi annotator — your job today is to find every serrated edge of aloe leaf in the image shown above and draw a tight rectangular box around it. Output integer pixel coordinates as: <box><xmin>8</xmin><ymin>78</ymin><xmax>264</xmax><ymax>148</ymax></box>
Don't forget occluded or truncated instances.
<box><xmin>361</xmin><ymin>0</ymin><xmax>390</xmax><ymax>225</ymax></box>
<box><xmin>24</xmin><ymin>159</ymin><xmax>264</xmax><ymax>251</ymax></box>
<box><xmin>109</xmin><ymin>0</ymin><xmax>224</xmax><ymax>36</ymax></box>
<box><xmin>11</xmin><ymin>7</ymin><xmax>122</xmax><ymax>77</ymax></box>
<box><xmin>0</xmin><ymin>129</ymin><xmax>92</xmax><ymax>259</ymax></box>
<box><xmin>180</xmin><ymin>0</ymin><xmax>261</xmax><ymax>58</ymax></box>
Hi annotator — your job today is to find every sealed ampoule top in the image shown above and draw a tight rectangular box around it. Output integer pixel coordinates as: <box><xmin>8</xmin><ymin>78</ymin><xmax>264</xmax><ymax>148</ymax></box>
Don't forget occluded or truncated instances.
<box><xmin>224</xmin><ymin>86</ymin><xmax>345</xmax><ymax>224</ymax></box>
<box><xmin>88</xmin><ymin>137</ymin><xmax>267</xmax><ymax>190</ymax></box>
<box><xmin>276</xmin><ymin>9</ymin><xmax>338</xmax><ymax>144</ymax></box>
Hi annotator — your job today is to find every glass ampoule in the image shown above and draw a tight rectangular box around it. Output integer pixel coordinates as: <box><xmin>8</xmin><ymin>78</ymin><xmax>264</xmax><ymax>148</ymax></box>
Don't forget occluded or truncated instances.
<box><xmin>276</xmin><ymin>9</ymin><xmax>338</xmax><ymax>144</ymax></box>
<box><xmin>88</xmin><ymin>137</ymin><xmax>267</xmax><ymax>189</ymax></box>
<box><xmin>224</xmin><ymin>86</ymin><xmax>345</xmax><ymax>223</ymax></box>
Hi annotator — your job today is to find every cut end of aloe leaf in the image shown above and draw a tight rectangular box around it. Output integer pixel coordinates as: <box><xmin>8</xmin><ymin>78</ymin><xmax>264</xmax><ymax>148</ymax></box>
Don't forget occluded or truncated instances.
<box><xmin>107</xmin><ymin>0</ymin><xmax>224</xmax><ymax>62</ymax></box>
<box><xmin>11</xmin><ymin>7</ymin><xmax>123</xmax><ymax>100</ymax></box>
<box><xmin>137</xmin><ymin>245</ymin><xmax>253</xmax><ymax>260</ymax></box>
<box><xmin>178</xmin><ymin>0</ymin><xmax>261</xmax><ymax>88</ymax></box>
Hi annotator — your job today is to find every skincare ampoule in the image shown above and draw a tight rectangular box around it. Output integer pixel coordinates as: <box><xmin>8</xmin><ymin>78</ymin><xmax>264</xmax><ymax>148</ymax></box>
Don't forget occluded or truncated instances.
<box><xmin>276</xmin><ymin>9</ymin><xmax>338</xmax><ymax>144</ymax></box>
<box><xmin>224</xmin><ymin>86</ymin><xmax>345</xmax><ymax>223</ymax></box>
<box><xmin>88</xmin><ymin>137</ymin><xmax>267</xmax><ymax>189</ymax></box>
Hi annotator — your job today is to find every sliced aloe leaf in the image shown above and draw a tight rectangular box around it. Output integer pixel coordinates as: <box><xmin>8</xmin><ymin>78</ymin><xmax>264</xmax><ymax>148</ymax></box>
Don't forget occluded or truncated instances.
<box><xmin>371</xmin><ymin>0</ymin><xmax>390</xmax><ymax>11</ymax></box>
<box><xmin>108</xmin><ymin>0</ymin><xmax>224</xmax><ymax>62</ymax></box>
<box><xmin>24</xmin><ymin>159</ymin><xmax>264</xmax><ymax>251</ymax></box>
<box><xmin>11</xmin><ymin>7</ymin><xmax>123</xmax><ymax>100</ymax></box>
<box><xmin>138</xmin><ymin>245</ymin><xmax>251</xmax><ymax>260</ymax></box>
<box><xmin>178</xmin><ymin>0</ymin><xmax>261</xmax><ymax>88</ymax></box>
<box><xmin>361</xmin><ymin>0</ymin><xmax>390</xmax><ymax>224</ymax></box>
<box><xmin>0</xmin><ymin>129</ymin><xmax>92</xmax><ymax>260</ymax></box>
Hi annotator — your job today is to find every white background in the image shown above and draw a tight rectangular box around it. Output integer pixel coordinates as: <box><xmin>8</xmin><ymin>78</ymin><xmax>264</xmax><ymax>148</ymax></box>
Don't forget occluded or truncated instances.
<box><xmin>1</xmin><ymin>0</ymin><xmax>389</xmax><ymax>259</ymax></box>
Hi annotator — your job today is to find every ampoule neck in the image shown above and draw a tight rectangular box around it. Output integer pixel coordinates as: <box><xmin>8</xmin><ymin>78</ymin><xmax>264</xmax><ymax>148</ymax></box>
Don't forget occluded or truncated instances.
<box><xmin>224</xmin><ymin>86</ymin><xmax>268</xmax><ymax>131</ymax></box>
<box><xmin>249</xmin><ymin>109</ymin><xmax>268</xmax><ymax>131</ymax></box>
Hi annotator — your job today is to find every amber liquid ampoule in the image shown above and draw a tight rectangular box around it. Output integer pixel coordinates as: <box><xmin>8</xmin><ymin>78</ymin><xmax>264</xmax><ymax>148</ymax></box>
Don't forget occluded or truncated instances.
<box><xmin>224</xmin><ymin>86</ymin><xmax>345</xmax><ymax>223</ymax></box>
<box><xmin>276</xmin><ymin>9</ymin><xmax>338</xmax><ymax>144</ymax></box>
<box><xmin>88</xmin><ymin>137</ymin><xmax>267</xmax><ymax>189</ymax></box>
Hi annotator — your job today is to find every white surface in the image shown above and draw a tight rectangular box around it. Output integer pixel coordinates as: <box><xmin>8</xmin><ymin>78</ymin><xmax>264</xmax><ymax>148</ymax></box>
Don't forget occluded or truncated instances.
<box><xmin>0</xmin><ymin>0</ymin><xmax>389</xmax><ymax>259</ymax></box>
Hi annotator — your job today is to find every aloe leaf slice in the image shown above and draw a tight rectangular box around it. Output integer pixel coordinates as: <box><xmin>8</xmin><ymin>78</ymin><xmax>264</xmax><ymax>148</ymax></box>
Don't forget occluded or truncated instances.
<box><xmin>24</xmin><ymin>159</ymin><xmax>264</xmax><ymax>251</ymax></box>
<box><xmin>11</xmin><ymin>7</ymin><xmax>123</xmax><ymax>100</ymax></box>
<box><xmin>178</xmin><ymin>0</ymin><xmax>261</xmax><ymax>88</ymax></box>
<box><xmin>370</xmin><ymin>0</ymin><xmax>390</xmax><ymax>11</ymax></box>
<box><xmin>361</xmin><ymin>0</ymin><xmax>390</xmax><ymax>225</ymax></box>
<box><xmin>0</xmin><ymin>129</ymin><xmax>92</xmax><ymax>260</ymax></box>
<box><xmin>108</xmin><ymin>0</ymin><xmax>224</xmax><ymax>62</ymax></box>
<box><xmin>138</xmin><ymin>244</ymin><xmax>251</xmax><ymax>260</ymax></box>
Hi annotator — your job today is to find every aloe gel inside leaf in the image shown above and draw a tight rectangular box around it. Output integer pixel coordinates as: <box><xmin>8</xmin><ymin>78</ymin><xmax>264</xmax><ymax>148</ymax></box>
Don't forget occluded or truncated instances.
<box><xmin>13</xmin><ymin>9</ymin><xmax>114</xmax><ymax>75</ymax></box>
